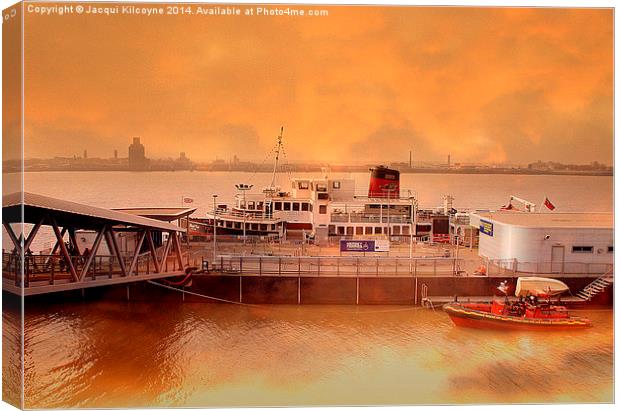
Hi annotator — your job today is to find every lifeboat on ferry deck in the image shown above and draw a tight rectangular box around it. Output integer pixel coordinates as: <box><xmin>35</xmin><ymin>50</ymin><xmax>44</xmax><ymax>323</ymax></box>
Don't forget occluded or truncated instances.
<box><xmin>443</xmin><ymin>278</ymin><xmax>592</xmax><ymax>330</ymax></box>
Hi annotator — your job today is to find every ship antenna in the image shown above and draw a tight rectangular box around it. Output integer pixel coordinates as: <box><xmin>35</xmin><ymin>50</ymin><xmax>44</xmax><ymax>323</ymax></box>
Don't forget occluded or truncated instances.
<box><xmin>270</xmin><ymin>126</ymin><xmax>284</xmax><ymax>189</ymax></box>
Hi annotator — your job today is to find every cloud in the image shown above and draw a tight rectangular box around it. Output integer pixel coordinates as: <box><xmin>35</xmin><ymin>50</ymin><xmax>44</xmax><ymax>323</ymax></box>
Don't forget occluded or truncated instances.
<box><xmin>22</xmin><ymin>7</ymin><xmax>612</xmax><ymax>165</ymax></box>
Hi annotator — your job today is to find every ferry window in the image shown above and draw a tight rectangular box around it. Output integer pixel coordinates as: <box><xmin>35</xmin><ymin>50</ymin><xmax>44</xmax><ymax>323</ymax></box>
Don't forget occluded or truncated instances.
<box><xmin>248</xmin><ymin>201</ymin><xmax>255</xmax><ymax>210</ymax></box>
<box><xmin>299</xmin><ymin>181</ymin><xmax>309</xmax><ymax>189</ymax></box>
<box><xmin>293</xmin><ymin>202</ymin><xmax>300</xmax><ymax>211</ymax></box>
<box><xmin>301</xmin><ymin>203</ymin><xmax>309</xmax><ymax>211</ymax></box>
<box><xmin>572</xmin><ymin>246</ymin><xmax>593</xmax><ymax>253</ymax></box>
<box><xmin>333</xmin><ymin>181</ymin><xmax>341</xmax><ymax>189</ymax></box>
<box><xmin>365</xmin><ymin>227</ymin><xmax>372</xmax><ymax>235</ymax></box>
<box><xmin>274</xmin><ymin>202</ymin><xmax>282</xmax><ymax>211</ymax></box>
<box><xmin>338</xmin><ymin>226</ymin><xmax>345</xmax><ymax>235</ymax></box>
<box><xmin>284</xmin><ymin>202</ymin><xmax>291</xmax><ymax>211</ymax></box>
<box><xmin>328</xmin><ymin>225</ymin><xmax>336</xmax><ymax>234</ymax></box>
<box><xmin>319</xmin><ymin>205</ymin><xmax>327</xmax><ymax>214</ymax></box>
<box><xmin>355</xmin><ymin>227</ymin><xmax>363</xmax><ymax>235</ymax></box>
<box><xmin>608</xmin><ymin>246</ymin><xmax>614</xmax><ymax>253</ymax></box>
<box><xmin>374</xmin><ymin>227</ymin><xmax>382</xmax><ymax>234</ymax></box>
<box><xmin>346</xmin><ymin>227</ymin><xmax>354</xmax><ymax>235</ymax></box>
<box><xmin>318</xmin><ymin>193</ymin><xmax>329</xmax><ymax>200</ymax></box>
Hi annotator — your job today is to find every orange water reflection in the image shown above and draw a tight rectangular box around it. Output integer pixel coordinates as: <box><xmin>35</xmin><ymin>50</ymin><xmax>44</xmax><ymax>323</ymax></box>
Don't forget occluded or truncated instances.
<box><xmin>6</xmin><ymin>300</ymin><xmax>613</xmax><ymax>407</ymax></box>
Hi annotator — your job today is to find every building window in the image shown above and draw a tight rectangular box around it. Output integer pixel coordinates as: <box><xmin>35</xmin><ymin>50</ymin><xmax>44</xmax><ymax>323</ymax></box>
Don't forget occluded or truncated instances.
<box><xmin>299</xmin><ymin>181</ymin><xmax>309</xmax><ymax>189</ymax></box>
<box><xmin>572</xmin><ymin>246</ymin><xmax>593</xmax><ymax>253</ymax></box>
<box><xmin>274</xmin><ymin>202</ymin><xmax>282</xmax><ymax>211</ymax></box>
<box><xmin>319</xmin><ymin>205</ymin><xmax>327</xmax><ymax>214</ymax></box>
<box><xmin>608</xmin><ymin>246</ymin><xmax>614</xmax><ymax>253</ymax></box>
<box><xmin>333</xmin><ymin>181</ymin><xmax>341</xmax><ymax>189</ymax></box>
<box><xmin>284</xmin><ymin>202</ymin><xmax>291</xmax><ymax>211</ymax></box>
<box><xmin>301</xmin><ymin>203</ymin><xmax>309</xmax><ymax>211</ymax></box>
<box><xmin>293</xmin><ymin>202</ymin><xmax>300</xmax><ymax>211</ymax></box>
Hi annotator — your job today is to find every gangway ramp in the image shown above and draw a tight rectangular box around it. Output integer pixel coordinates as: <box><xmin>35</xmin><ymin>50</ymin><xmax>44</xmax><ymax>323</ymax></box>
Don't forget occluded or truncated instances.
<box><xmin>3</xmin><ymin>192</ymin><xmax>189</xmax><ymax>296</ymax></box>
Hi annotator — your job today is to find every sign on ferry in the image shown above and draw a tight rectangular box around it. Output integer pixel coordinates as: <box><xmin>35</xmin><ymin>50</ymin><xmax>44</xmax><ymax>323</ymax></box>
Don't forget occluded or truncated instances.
<box><xmin>340</xmin><ymin>239</ymin><xmax>390</xmax><ymax>252</ymax></box>
<box><xmin>480</xmin><ymin>220</ymin><xmax>494</xmax><ymax>236</ymax></box>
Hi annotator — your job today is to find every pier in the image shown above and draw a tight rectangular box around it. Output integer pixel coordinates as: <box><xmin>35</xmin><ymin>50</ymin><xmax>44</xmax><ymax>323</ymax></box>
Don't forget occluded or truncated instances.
<box><xmin>2</xmin><ymin>192</ymin><xmax>189</xmax><ymax>296</ymax></box>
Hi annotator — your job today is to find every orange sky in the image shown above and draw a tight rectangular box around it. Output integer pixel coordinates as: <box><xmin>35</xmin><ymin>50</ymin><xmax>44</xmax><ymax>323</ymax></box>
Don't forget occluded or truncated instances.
<box><xmin>21</xmin><ymin>4</ymin><xmax>613</xmax><ymax>164</ymax></box>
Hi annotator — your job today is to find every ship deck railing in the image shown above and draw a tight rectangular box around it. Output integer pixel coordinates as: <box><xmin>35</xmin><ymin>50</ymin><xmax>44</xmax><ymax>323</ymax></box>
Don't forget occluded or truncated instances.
<box><xmin>330</xmin><ymin>214</ymin><xmax>412</xmax><ymax>224</ymax></box>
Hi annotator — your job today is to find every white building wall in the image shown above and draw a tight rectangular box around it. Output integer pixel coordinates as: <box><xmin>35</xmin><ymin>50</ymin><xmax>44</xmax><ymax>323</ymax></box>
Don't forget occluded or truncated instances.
<box><xmin>479</xmin><ymin>223</ymin><xmax>613</xmax><ymax>265</ymax></box>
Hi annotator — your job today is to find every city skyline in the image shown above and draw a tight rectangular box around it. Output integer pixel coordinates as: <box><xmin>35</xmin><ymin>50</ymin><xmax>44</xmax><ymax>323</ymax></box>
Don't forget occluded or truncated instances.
<box><xmin>19</xmin><ymin>6</ymin><xmax>613</xmax><ymax>164</ymax></box>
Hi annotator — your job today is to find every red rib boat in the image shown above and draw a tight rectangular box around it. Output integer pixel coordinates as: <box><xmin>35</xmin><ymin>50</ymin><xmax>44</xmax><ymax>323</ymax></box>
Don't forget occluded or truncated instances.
<box><xmin>443</xmin><ymin>278</ymin><xmax>592</xmax><ymax>330</ymax></box>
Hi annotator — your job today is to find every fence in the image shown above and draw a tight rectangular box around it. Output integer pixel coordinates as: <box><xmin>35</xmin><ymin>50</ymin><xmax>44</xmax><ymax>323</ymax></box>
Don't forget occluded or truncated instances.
<box><xmin>2</xmin><ymin>251</ymin><xmax>186</xmax><ymax>287</ymax></box>
<box><xmin>214</xmin><ymin>255</ymin><xmax>461</xmax><ymax>277</ymax></box>
<box><xmin>487</xmin><ymin>258</ymin><xmax>613</xmax><ymax>277</ymax></box>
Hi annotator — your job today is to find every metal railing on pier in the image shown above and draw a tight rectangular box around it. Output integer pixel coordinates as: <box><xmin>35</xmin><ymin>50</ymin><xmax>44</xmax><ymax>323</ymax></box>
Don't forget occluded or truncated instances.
<box><xmin>213</xmin><ymin>255</ymin><xmax>462</xmax><ymax>277</ymax></box>
<box><xmin>487</xmin><ymin>258</ymin><xmax>613</xmax><ymax>278</ymax></box>
<box><xmin>2</xmin><ymin>251</ymin><xmax>187</xmax><ymax>288</ymax></box>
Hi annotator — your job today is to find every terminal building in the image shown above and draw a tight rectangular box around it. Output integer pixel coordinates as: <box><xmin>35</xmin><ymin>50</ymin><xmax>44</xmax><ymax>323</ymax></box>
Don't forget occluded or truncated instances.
<box><xmin>469</xmin><ymin>212</ymin><xmax>613</xmax><ymax>275</ymax></box>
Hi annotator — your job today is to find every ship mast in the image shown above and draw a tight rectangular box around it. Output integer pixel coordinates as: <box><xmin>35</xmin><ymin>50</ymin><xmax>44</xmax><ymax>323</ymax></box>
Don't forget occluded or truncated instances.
<box><xmin>269</xmin><ymin>126</ymin><xmax>284</xmax><ymax>190</ymax></box>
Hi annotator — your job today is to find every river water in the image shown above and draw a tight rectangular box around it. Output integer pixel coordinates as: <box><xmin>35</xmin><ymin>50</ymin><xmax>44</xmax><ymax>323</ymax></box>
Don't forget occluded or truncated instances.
<box><xmin>3</xmin><ymin>301</ymin><xmax>615</xmax><ymax>407</ymax></box>
<box><xmin>3</xmin><ymin>171</ymin><xmax>615</xmax><ymax>407</ymax></box>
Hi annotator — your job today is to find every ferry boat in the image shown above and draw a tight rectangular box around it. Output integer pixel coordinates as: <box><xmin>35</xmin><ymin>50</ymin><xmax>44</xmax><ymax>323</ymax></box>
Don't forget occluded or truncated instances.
<box><xmin>443</xmin><ymin>277</ymin><xmax>592</xmax><ymax>330</ymax></box>
<box><xmin>195</xmin><ymin>128</ymin><xmax>458</xmax><ymax>244</ymax></box>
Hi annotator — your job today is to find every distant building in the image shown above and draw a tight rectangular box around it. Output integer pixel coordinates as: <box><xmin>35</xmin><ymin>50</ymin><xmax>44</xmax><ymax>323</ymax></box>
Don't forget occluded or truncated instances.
<box><xmin>175</xmin><ymin>152</ymin><xmax>192</xmax><ymax>170</ymax></box>
<box><xmin>128</xmin><ymin>137</ymin><xmax>149</xmax><ymax>170</ymax></box>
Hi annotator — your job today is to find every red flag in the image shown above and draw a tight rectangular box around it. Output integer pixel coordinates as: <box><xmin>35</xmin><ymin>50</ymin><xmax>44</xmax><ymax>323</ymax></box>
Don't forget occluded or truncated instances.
<box><xmin>183</xmin><ymin>197</ymin><xmax>194</xmax><ymax>204</ymax></box>
<box><xmin>543</xmin><ymin>197</ymin><xmax>555</xmax><ymax>211</ymax></box>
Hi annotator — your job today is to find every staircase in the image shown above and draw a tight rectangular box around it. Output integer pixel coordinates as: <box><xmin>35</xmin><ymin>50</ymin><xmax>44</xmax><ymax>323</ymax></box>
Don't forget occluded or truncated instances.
<box><xmin>576</xmin><ymin>269</ymin><xmax>614</xmax><ymax>301</ymax></box>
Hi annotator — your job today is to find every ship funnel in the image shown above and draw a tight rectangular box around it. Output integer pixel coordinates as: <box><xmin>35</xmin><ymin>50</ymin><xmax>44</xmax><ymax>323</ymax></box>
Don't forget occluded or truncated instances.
<box><xmin>368</xmin><ymin>166</ymin><xmax>400</xmax><ymax>198</ymax></box>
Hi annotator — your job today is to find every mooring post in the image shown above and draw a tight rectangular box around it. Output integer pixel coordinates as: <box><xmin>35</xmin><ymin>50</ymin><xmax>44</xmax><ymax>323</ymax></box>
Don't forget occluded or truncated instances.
<box><xmin>239</xmin><ymin>276</ymin><xmax>243</xmax><ymax>303</ymax></box>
